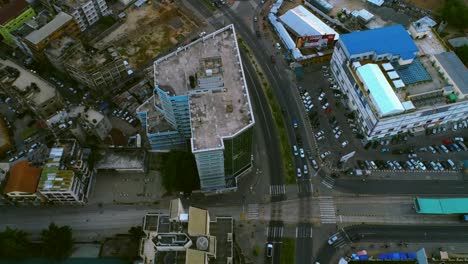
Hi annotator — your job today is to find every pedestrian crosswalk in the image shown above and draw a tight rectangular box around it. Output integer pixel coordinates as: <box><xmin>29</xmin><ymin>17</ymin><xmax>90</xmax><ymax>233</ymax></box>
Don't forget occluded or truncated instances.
<box><xmin>319</xmin><ymin>196</ymin><xmax>337</xmax><ymax>224</ymax></box>
<box><xmin>321</xmin><ymin>175</ymin><xmax>335</xmax><ymax>189</ymax></box>
<box><xmin>270</xmin><ymin>184</ymin><xmax>286</xmax><ymax>196</ymax></box>
<box><xmin>298</xmin><ymin>181</ymin><xmax>313</xmax><ymax>193</ymax></box>
<box><xmin>247</xmin><ymin>203</ymin><xmax>259</xmax><ymax>220</ymax></box>
<box><xmin>266</xmin><ymin>226</ymin><xmax>284</xmax><ymax>239</ymax></box>
<box><xmin>296</xmin><ymin>226</ymin><xmax>313</xmax><ymax>238</ymax></box>
<box><xmin>328</xmin><ymin>231</ymin><xmax>348</xmax><ymax>248</ymax></box>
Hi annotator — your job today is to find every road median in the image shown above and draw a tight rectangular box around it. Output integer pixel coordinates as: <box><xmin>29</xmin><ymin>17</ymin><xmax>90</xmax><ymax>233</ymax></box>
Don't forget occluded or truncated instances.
<box><xmin>237</xmin><ymin>37</ymin><xmax>295</xmax><ymax>184</ymax></box>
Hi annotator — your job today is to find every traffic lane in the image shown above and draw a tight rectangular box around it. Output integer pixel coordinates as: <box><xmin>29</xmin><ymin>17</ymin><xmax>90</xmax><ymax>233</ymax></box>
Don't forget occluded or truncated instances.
<box><xmin>295</xmin><ymin>223</ymin><xmax>313</xmax><ymax>264</ymax></box>
<box><xmin>346</xmin><ymin>225</ymin><xmax>468</xmax><ymax>243</ymax></box>
<box><xmin>334</xmin><ymin>179</ymin><xmax>468</xmax><ymax>195</ymax></box>
<box><xmin>272</xmin><ymin>242</ymin><xmax>282</xmax><ymax>264</ymax></box>
<box><xmin>316</xmin><ymin>224</ymin><xmax>468</xmax><ymax>264</ymax></box>
<box><xmin>241</xmin><ymin>51</ymin><xmax>284</xmax><ymax>186</ymax></box>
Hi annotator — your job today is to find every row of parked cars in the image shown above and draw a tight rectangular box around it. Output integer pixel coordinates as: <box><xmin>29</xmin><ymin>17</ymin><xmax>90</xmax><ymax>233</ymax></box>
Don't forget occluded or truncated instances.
<box><xmin>112</xmin><ymin>109</ymin><xmax>137</xmax><ymax>126</ymax></box>
<box><xmin>418</xmin><ymin>138</ymin><xmax>467</xmax><ymax>154</ymax></box>
<box><xmin>357</xmin><ymin>157</ymin><xmax>458</xmax><ymax>171</ymax></box>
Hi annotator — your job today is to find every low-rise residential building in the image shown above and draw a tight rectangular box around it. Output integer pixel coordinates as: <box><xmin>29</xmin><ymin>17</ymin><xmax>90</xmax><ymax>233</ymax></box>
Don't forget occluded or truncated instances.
<box><xmin>95</xmin><ymin>149</ymin><xmax>147</xmax><ymax>173</ymax></box>
<box><xmin>45</xmin><ymin>35</ymin><xmax>83</xmax><ymax>72</ymax></box>
<box><xmin>0</xmin><ymin>0</ymin><xmax>36</xmax><ymax>46</ymax></box>
<box><xmin>0</xmin><ymin>162</ymin><xmax>11</xmax><ymax>205</ymax></box>
<box><xmin>0</xmin><ymin>116</ymin><xmax>12</xmax><ymax>158</ymax></box>
<box><xmin>37</xmin><ymin>139</ymin><xmax>94</xmax><ymax>204</ymax></box>
<box><xmin>140</xmin><ymin>199</ymin><xmax>233</xmax><ymax>264</ymax></box>
<box><xmin>330</xmin><ymin>24</ymin><xmax>468</xmax><ymax>141</ymax></box>
<box><xmin>3</xmin><ymin>160</ymin><xmax>42</xmax><ymax>204</ymax></box>
<box><xmin>64</xmin><ymin>46</ymin><xmax>127</xmax><ymax>91</ymax></box>
<box><xmin>0</xmin><ymin>59</ymin><xmax>64</xmax><ymax>118</ymax></box>
<box><xmin>23</xmin><ymin>12</ymin><xmax>80</xmax><ymax>62</ymax></box>
<box><xmin>45</xmin><ymin>0</ymin><xmax>111</xmax><ymax>31</ymax></box>
<box><xmin>47</xmin><ymin>105</ymin><xmax>112</xmax><ymax>142</ymax></box>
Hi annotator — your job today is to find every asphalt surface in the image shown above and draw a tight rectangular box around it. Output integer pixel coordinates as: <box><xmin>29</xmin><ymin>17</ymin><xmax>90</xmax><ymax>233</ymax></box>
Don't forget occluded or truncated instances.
<box><xmin>316</xmin><ymin>225</ymin><xmax>468</xmax><ymax>264</ymax></box>
<box><xmin>334</xmin><ymin>178</ymin><xmax>468</xmax><ymax>195</ymax></box>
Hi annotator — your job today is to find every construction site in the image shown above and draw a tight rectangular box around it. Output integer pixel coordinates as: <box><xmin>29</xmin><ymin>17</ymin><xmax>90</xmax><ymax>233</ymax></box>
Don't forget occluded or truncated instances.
<box><xmin>94</xmin><ymin>2</ymin><xmax>199</xmax><ymax>69</ymax></box>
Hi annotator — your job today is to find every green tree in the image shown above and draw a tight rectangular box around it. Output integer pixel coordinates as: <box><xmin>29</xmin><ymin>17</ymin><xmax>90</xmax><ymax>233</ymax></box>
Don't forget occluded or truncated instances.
<box><xmin>128</xmin><ymin>226</ymin><xmax>145</xmax><ymax>242</ymax></box>
<box><xmin>160</xmin><ymin>150</ymin><xmax>200</xmax><ymax>193</ymax></box>
<box><xmin>455</xmin><ymin>45</ymin><xmax>468</xmax><ymax>65</ymax></box>
<box><xmin>0</xmin><ymin>227</ymin><xmax>30</xmax><ymax>258</ymax></box>
<box><xmin>440</xmin><ymin>0</ymin><xmax>468</xmax><ymax>30</ymax></box>
<box><xmin>40</xmin><ymin>223</ymin><xmax>74</xmax><ymax>260</ymax></box>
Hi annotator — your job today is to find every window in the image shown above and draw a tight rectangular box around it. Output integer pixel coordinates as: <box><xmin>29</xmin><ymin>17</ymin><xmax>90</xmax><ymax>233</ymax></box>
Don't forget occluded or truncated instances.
<box><xmin>388</xmin><ymin>128</ymin><xmax>394</xmax><ymax>132</ymax></box>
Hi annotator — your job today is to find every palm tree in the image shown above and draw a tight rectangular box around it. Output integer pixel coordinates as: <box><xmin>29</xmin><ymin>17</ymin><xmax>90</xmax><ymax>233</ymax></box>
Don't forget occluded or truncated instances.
<box><xmin>40</xmin><ymin>223</ymin><xmax>74</xmax><ymax>259</ymax></box>
<box><xmin>0</xmin><ymin>227</ymin><xmax>30</xmax><ymax>258</ymax></box>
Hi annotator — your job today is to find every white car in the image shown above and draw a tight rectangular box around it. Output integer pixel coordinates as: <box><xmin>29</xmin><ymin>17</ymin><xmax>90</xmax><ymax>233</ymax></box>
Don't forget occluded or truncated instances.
<box><xmin>311</xmin><ymin>159</ymin><xmax>319</xmax><ymax>170</ymax></box>
<box><xmin>199</xmin><ymin>31</ymin><xmax>206</xmax><ymax>37</ymax></box>
<box><xmin>297</xmin><ymin>168</ymin><xmax>302</xmax><ymax>178</ymax></box>
<box><xmin>322</xmin><ymin>102</ymin><xmax>330</xmax><ymax>110</ymax></box>
<box><xmin>320</xmin><ymin>151</ymin><xmax>331</xmax><ymax>160</ymax></box>
<box><xmin>328</xmin><ymin>235</ymin><xmax>338</xmax><ymax>245</ymax></box>
<box><xmin>334</xmin><ymin>130</ymin><xmax>342</xmax><ymax>139</ymax></box>
<box><xmin>303</xmin><ymin>165</ymin><xmax>308</xmax><ymax>174</ymax></box>
<box><xmin>318</xmin><ymin>92</ymin><xmax>326</xmax><ymax>101</ymax></box>
<box><xmin>315</xmin><ymin>130</ymin><xmax>324</xmax><ymax>138</ymax></box>
<box><xmin>300</xmin><ymin>148</ymin><xmax>305</xmax><ymax>158</ymax></box>
<box><xmin>275</xmin><ymin>43</ymin><xmax>281</xmax><ymax>50</ymax></box>
<box><xmin>341</xmin><ymin>140</ymin><xmax>348</xmax><ymax>148</ymax></box>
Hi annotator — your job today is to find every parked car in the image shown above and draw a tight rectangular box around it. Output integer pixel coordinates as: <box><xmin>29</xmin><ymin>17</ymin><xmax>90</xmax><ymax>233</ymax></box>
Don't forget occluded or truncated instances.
<box><xmin>303</xmin><ymin>165</ymin><xmax>309</xmax><ymax>175</ymax></box>
<box><xmin>311</xmin><ymin>159</ymin><xmax>319</xmax><ymax>170</ymax></box>
<box><xmin>266</xmin><ymin>243</ymin><xmax>273</xmax><ymax>257</ymax></box>
<box><xmin>297</xmin><ymin>168</ymin><xmax>302</xmax><ymax>178</ymax></box>
<box><xmin>299</xmin><ymin>148</ymin><xmax>305</xmax><ymax>158</ymax></box>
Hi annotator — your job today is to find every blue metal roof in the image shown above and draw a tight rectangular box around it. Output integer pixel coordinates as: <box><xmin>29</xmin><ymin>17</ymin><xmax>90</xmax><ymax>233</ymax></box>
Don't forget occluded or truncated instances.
<box><xmin>340</xmin><ymin>24</ymin><xmax>419</xmax><ymax>60</ymax></box>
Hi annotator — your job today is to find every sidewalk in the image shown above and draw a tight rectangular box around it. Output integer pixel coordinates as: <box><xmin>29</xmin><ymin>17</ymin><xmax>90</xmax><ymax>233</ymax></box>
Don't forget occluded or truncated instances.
<box><xmin>342</xmin><ymin>170</ymin><xmax>463</xmax><ymax>181</ymax></box>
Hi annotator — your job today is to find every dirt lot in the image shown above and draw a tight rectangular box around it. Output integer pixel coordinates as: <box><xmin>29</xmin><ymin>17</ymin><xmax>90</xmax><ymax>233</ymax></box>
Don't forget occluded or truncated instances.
<box><xmin>402</xmin><ymin>0</ymin><xmax>444</xmax><ymax>13</ymax></box>
<box><xmin>100</xmin><ymin>236</ymin><xmax>138</xmax><ymax>258</ymax></box>
<box><xmin>94</xmin><ymin>3</ymin><xmax>198</xmax><ymax>69</ymax></box>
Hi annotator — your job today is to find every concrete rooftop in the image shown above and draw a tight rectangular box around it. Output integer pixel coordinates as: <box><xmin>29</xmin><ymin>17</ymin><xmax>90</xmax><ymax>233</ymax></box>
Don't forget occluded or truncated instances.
<box><xmin>0</xmin><ymin>59</ymin><xmax>57</xmax><ymax>106</ymax></box>
<box><xmin>154</xmin><ymin>25</ymin><xmax>254</xmax><ymax>151</ymax></box>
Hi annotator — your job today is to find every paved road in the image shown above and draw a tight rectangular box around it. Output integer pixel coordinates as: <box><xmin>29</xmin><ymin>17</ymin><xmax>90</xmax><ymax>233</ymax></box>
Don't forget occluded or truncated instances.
<box><xmin>334</xmin><ymin>178</ymin><xmax>468</xmax><ymax>195</ymax></box>
<box><xmin>295</xmin><ymin>223</ymin><xmax>313</xmax><ymax>264</ymax></box>
<box><xmin>316</xmin><ymin>225</ymin><xmax>468</xmax><ymax>264</ymax></box>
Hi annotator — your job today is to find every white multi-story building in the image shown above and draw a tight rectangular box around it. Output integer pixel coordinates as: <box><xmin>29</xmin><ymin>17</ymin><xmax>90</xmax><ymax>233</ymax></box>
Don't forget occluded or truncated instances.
<box><xmin>330</xmin><ymin>24</ymin><xmax>468</xmax><ymax>141</ymax></box>
<box><xmin>52</xmin><ymin>0</ymin><xmax>111</xmax><ymax>31</ymax></box>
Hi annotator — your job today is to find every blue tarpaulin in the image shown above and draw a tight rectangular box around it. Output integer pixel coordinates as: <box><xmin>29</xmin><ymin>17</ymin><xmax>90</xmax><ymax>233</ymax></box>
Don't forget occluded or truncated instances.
<box><xmin>359</xmin><ymin>255</ymin><xmax>369</xmax><ymax>260</ymax></box>
<box><xmin>99</xmin><ymin>102</ymin><xmax>110</xmax><ymax>111</ymax></box>
<box><xmin>408</xmin><ymin>252</ymin><xmax>416</xmax><ymax>260</ymax></box>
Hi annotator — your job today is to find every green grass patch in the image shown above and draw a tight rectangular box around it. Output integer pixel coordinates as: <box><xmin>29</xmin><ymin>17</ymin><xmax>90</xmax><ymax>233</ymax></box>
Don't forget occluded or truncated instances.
<box><xmin>265</xmin><ymin>85</ymin><xmax>294</xmax><ymax>184</ymax></box>
<box><xmin>201</xmin><ymin>0</ymin><xmax>216</xmax><ymax>12</ymax></box>
<box><xmin>281</xmin><ymin>238</ymin><xmax>295</xmax><ymax>264</ymax></box>
<box><xmin>237</xmin><ymin>37</ymin><xmax>295</xmax><ymax>184</ymax></box>
<box><xmin>21</xmin><ymin>127</ymin><xmax>37</xmax><ymax>140</ymax></box>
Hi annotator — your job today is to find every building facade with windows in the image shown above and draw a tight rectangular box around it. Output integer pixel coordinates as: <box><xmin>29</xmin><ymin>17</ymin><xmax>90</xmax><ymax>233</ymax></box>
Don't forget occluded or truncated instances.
<box><xmin>330</xmin><ymin>25</ymin><xmax>468</xmax><ymax>141</ymax></box>
<box><xmin>137</xmin><ymin>25</ymin><xmax>255</xmax><ymax>193</ymax></box>
<box><xmin>50</xmin><ymin>0</ymin><xmax>111</xmax><ymax>31</ymax></box>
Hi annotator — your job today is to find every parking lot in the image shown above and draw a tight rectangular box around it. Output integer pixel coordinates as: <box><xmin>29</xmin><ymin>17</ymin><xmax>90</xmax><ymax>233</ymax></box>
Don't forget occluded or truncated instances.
<box><xmin>89</xmin><ymin>170</ymin><xmax>164</xmax><ymax>204</ymax></box>
<box><xmin>295</xmin><ymin>63</ymin><xmax>468</xmax><ymax>180</ymax></box>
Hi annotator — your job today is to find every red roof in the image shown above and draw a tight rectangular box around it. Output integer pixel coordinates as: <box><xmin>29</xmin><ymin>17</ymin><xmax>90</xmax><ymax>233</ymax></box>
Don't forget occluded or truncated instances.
<box><xmin>3</xmin><ymin>160</ymin><xmax>42</xmax><ymax>194</ymax></box>
<box><xmin>0</xmin><ymin>0</ymin><xmax>30</xmax><ymax>25</ymax></box>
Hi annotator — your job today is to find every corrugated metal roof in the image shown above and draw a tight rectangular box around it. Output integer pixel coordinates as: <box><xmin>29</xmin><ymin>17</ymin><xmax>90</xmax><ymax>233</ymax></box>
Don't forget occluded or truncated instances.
<box><xmin>25</xmin><ymin>12</ymin><xmax>73</xmax><ymax>45</ymax></box>
<box><xmin>340</xmin><ymin>24</ymin><xmax>419</xmax><ymax>60</ymax></box>
<box><xmin>434</xmin><ymin>52</ymin><xmax>468</xmax><ymax>95</ymax></box>
<box><xmin>279</xmin><ymin>5</ymin><xmax>338</xmax><ymax>39</ymax></box>
<box><xmin>415</xmin><ymin>198</ymin><xmax>468</xmax><ymax>214</ymax></box>
<box><xmin>448</xmin><ymin>37</ymin><xmax>468</xmax><ymax>48</ymax></box>
<box><xmin>367</xmin><ymin>0</ymin><xmax>384</xmax><ymax>6</ymax></box>
<box><xmin>356</xmin><ymin>64</ymin><xmax>405</xmax><ymax>117</ymax></box>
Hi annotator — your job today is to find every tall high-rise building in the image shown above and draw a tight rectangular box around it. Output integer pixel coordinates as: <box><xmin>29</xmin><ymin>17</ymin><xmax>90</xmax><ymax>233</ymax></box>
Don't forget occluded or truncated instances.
<box><xmin>137</xmin><ymin>25</ymin><xmax>255</xmax><ymax>193</ymax></box>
